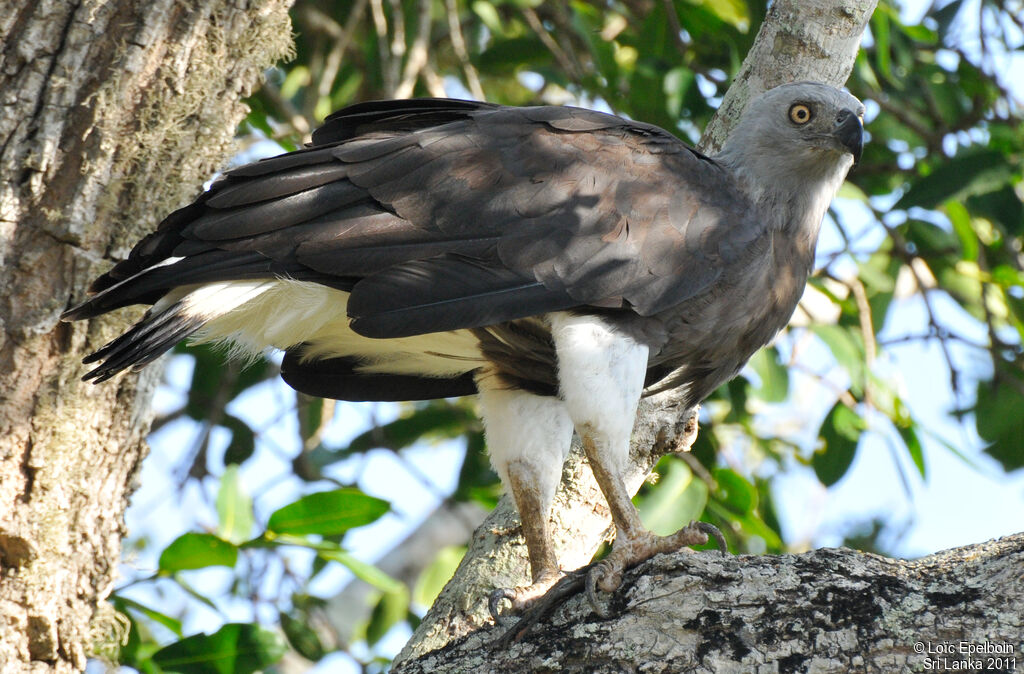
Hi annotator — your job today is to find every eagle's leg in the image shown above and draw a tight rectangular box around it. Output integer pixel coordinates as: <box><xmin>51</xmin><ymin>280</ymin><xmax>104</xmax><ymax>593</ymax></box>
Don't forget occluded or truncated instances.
<box><xmin>549</xmin><ymin>313</ymin><xmax>713</xmax><ymax>609</ymax></box>
<box><xmin>580</xmin><ymin>431</ymin><xmax>713</xmax><ymax>594</ymax></box>
<box><xmin>477</xmin><ymin>376</ymin><xmax>574</xmax><ymax>618</ymax></box>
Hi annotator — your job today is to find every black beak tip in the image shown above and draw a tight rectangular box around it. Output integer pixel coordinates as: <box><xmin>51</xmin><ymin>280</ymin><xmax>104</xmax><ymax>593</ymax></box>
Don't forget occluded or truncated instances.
<box><xmin>836</xmin><ymin>113</ymin><xmax>864</xmax><ymax>165</ymax></box>
<box><xmin>849</xmin><ymin>132</ymin><xmax>864</xmax><ymax>165</ymax></box>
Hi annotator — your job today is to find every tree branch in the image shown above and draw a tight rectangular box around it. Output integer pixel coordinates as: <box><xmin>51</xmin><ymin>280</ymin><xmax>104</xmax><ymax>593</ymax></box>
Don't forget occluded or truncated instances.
<box><xmin>396</xmin><ymin>533</ymin><xmax>1024</xmax><ymax>673</ymax></box>
<box><xmin>701</xmin><ymin>0</ymin><xmax>875</xmax><ymax>154</ymax></box>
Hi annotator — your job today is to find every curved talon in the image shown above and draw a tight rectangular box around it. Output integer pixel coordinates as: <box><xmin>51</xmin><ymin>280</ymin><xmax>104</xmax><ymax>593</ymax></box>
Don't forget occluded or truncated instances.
<box><xmin>488</xmin><ymin>587</ymin><xmax>518</xmax><ymax>623</ymax></box>
<box><xmin>696</xmin><ymin>521</ymin><xmax>728</xmax><ymax>554</ymax></box>
<box><xmin>494</xmin><ymin>569</ymin><xmax>589</xmax><ymax>646</ymax></box>
<box><xmin>585</xmin><ymin>564</ymin><xmax>611</xmax><ymax>618</ymax></box>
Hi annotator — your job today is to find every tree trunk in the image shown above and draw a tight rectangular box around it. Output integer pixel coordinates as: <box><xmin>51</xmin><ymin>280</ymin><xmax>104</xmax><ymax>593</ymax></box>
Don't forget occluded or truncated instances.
<box><xmin>0</xmin><ymin>1</ymin><xmax>292</xmax><ymax>670</ymax></box>
<box><xmin>394</xmin><ymin>0</ymin><xmax>878</xmax><ymax>665</ymax></box>
<box><xmin>394</xmin><ymin>532</ymin><xmax>1024</xmax><ymax>673</ymax></box>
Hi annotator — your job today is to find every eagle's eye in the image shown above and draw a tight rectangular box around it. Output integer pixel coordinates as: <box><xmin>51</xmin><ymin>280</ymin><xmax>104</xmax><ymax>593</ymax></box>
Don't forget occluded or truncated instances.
<box><xmin>788</xmin><ymin>103</ymin><xmax>813</xmax><ymax>125</ymax></box>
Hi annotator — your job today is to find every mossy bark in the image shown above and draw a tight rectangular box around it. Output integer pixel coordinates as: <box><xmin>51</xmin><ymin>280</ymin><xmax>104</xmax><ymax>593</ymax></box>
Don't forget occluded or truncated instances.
<box><xmin>0</xmin><ymin>1</ymin><xmax>293</xmax><ymax>670</ymax></box>
<box><xmin>395</xmin><ymin>533</ymin><xmax>1024</xmax><ymax>673</ymax></box>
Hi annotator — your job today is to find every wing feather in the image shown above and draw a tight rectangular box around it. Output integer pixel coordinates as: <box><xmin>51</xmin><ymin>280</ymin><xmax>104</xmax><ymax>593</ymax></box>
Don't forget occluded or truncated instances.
<box><xmin>67</xmin><ymin>98</ymin><xmax>765</xmax><ymax>383</ymax></box>
<box><xmin>348</xmin><ymin>254</ymin><xmax>575</xmax><ymax>338</ymax></box>
<box><xmin>281</xmin><ymin>348</ymin><xmax>478</xmax><ymax>401</ymax></box>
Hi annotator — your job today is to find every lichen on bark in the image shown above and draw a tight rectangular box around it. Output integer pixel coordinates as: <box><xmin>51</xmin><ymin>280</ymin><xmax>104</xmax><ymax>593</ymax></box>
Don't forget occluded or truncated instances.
<box><xmin>394</xmin><ymin>533</ymin><xmax>1024</xmax><ymax>673</ymax></box>
<box><xmin>0</xmin><ymin>1</ymin><xmax>293</xmax><ymax>670</ymax></box>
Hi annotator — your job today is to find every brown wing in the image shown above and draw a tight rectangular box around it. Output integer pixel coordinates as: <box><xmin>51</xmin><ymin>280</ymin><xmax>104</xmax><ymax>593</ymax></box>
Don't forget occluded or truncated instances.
<box><xmin>64</xmin><ymin>99</ymin><xmax>763</xmax><ymax>341</ymax></box>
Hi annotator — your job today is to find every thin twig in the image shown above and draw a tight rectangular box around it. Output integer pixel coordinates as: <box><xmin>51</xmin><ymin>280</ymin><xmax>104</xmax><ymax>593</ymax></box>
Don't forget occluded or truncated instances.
<box><xmin>446</xmin><ymin>0</ymin><xmax>485</xmax><ymax>100</ymax></box>
<box><xmin>661</xmin><ymin>0</ymin><xmax>690</xmax><ymax>55</ymax></box>
<box><xmin>521</xmin><ymin>7</ymin><xmax>579</xmax><ymax>81</ymax></box>
<box><xmin>874</xmin><ymin>216</ymin><xmax>962</xmax><ymax>398</ymax></box>
<box><xmin>873</xmin><ymin>95</ymin><xmax>936</xmax><ymax>148</ymax></box>
<box><xmin>388</xmin><ymin>0</ymin><xmax>407</xmax><ymax>91</ymax></box>
<box><xmin>422</xmin><ymin>60</ymin><xmax>449</xmax><ymax>97</ymax></box>
<box><xmin>848</xmin><ymin>276</ymin><xmax>876</xmax><ymax>408</ymax></box>
<box><xmin>369</xmin><ymin>0</ymin><xmax>396</xmax><ymax>96</ymax></box>
<box><xmin>878</xmin><ymin>331</ymin><xmax>988</xmax><ymax>350</ymax></box>
<box><xmin>149</xmin><ymin>407</ymin><xmax>185</xmax><ymax>434</ymax></box>
<box><xmin>259</xmin><ymin>81</ymin><xmax>311</xmax><ymax>138</ymax></box>
<box><xmin>789</xmin><ymin>361</ymin><xmax>860</xmax><ymax>409</ymax></box>
<box><xmin>394</xmin><ymin>0</ymin><xmax>433</xmax><ymax>99</ymax></box>
<box><xmin>299</xmin><ymin>0</ymin><xmax>369</xmax><ymax>102</ymax></box>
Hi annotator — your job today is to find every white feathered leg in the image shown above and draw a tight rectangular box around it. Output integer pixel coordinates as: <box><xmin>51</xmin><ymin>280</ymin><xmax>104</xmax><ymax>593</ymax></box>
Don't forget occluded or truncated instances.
<box><xmin>477</xmin><ymin>373</ymin><xmax>574</xmax><ymax>613</ymax></box>
<box><xmin>549</xmin><ymin>312</ymin><xmax>714</xmax><ymax>604</ymax></box>
<box><xmin>549</xmin><ymin>312</ymin><xmax>648</xmax><ymax>534</ymax></box>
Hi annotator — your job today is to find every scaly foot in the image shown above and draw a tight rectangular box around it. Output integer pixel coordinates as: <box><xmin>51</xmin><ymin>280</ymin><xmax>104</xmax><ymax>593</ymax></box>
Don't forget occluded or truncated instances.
<box><xmin>488</xmin><ymin>568</ymin><xmax>562</xmax><ymax>624</ymax></box>
<box><xmin>586</xmin><ymin>520</ymin><xmax>726</xmax><ymax>617</ymax></box>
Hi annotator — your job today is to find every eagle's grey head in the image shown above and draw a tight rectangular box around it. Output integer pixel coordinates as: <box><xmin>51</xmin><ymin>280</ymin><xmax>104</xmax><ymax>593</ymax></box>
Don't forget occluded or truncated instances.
<box><xmin>717</xmin><ymin>81</ymin><xmax>864</xmax><ymax>182</ymax></box>
<box><xmin>716</xmin><ymin>82</ymin><xmax>865</xmax><ymax>238</ymax></box>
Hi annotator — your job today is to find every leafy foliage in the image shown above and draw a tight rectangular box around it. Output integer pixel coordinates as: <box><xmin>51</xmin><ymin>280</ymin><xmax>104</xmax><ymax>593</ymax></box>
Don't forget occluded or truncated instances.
<box><xmin>111</xmin><ymin>0</ymin><xmax>1024</xmax><ymax>671</ymax></box>
<box><xmin>151</xmin><ymin>624</ymin><xmax>287</xmax><ymax>674</ymax></box>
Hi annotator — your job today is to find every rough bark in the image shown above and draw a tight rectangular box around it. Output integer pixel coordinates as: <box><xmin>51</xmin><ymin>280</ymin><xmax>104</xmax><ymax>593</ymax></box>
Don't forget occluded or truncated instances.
<box><xmin>0</xmin><ymin>2</ymin><xmax>292</xmax><ymax>670</ymax></box>
<box><xmin>701</xmin><ymin>0</ymin><xmax>876</xmax><ymax>155</ymax></box>
<box><xmin>394</xmin><ymin>0</ymin><xmax>878</xmax><ymax>665</ymax></box>
<box><xmin>395</xmin><ymin>533</ymin><xmax>1024</xmax><ymax>673</ymax></box>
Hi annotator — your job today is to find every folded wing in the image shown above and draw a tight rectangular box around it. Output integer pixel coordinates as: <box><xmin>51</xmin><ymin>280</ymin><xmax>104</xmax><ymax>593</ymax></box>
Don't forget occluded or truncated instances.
<box><xmin>64</xmin><ymin>98</ymin><xmax>764</xmax><ymax>389</ymax></box>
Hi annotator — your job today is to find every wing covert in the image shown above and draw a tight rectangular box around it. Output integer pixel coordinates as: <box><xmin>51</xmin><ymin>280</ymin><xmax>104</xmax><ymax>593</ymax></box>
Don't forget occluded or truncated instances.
<box><xmin>67</xmin><ymin>99</ymin><xmax>764</xmax><ymax>334</ymax></box>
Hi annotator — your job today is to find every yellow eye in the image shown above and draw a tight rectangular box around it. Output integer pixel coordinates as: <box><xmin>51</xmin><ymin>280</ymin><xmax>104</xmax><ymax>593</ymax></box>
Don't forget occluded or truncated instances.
<box><xmin>789</xmin><ymin>104</ymin><xmax>812</xmax><ymax>125</ymax></box>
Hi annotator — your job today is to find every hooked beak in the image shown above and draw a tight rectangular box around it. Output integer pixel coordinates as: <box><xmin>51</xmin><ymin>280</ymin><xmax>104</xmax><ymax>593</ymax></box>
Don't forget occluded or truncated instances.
<box><xmin>835</xmin><ymin>109</ymin><xmax>864</xmax><ymax>165</ymax></box>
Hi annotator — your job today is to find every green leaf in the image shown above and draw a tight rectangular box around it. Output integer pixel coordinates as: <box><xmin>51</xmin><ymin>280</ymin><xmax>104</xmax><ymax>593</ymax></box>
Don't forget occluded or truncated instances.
<box><xmin>318</xmin><ymin>548</ymin><xmax>404</xmax><ymax>594</ymax></box>
<box><xmin>478</xmin><ymin>37</ymin><xmax>550</xmax><ymax>73</ymax></box>
<box><xmin>812</xmin><ymin>402</ymin><xmax>866</xmax><ymax>486</ymax></box>
<box><xmin>216</xmin><ymin>466</ymin><xmax>254</xmax><ymax>545</ymax></box>
<box><xmin>113</xmin><ymin>607</ymin><xmax>163</xmax><ymax>674</ymax></box>
<box><xmin>112</xmin><ymin>595</ymin><xmax>183</xmax><ymax>638</ymax></box>
<box><xmin>453</xmin><ymin>430</ymin><xmax>501</xmax><ymax>506</ymax></box>
<box><xmin>152</xmin><ymin>623</ymin><xmax>286</xmax><ymax>674</ymax></box>
<box><xmin>966</xmin><ymin>186</ymin><xmax>1023</xmax><ymax>237</ymax></box>
<box><xmin>636</xmin><ymin>460</ymin><xmax>708</xmax><ymax>535</ymax></box>
<box><xmin>975</xmin><ymin>365</ymin><xmax>1024</xmax><ymax>471</ymax></box>
<box><xmin>280</xmin><ymin>65</ymin><xmax>310</xmax><ymax>100</ymax></box>
<box><xmin>365</xmin><ymin>587</ymin><xmax>410</xmax><ymax>647</ymax></box>
<box><xmin>896</xmin><ymin>149</ymin><xmax>1013</xmax><ymax>210</ymax></box>
<box><xmin>267</xmin><ymin>488</ymin><xmax>389</xmax><ymax>537</ymax></box>
<box><xmin>663</xmin><ymin>67</ymin><xmax>695</xmax><ymax>119</ymax></box>
<box><xmin>159</xmin><ymin>533</ymin><xmax>238</xmax><ymax>573</ymax></box>
<box><xmin>748</xmin><ymin>347</ymin><xmax>789</xmax><ymax>402</ymax></box>
<box><xmin>279</xmin><ymin>611</ymin><xmax>326</xmax><ymax>662</ymax></box>
<box><xmin>713</xmin><ymin>467</ymin><xmax>757</xmax><ymax>515</ymax></box>
<box><xmin>413</xmin><ymin>546</ymin><xmax>465</xmax><ymax>608</ymax></box>
<box><xmin>696</xmin><ymin>0</ymin><xmax>748</xmax><ymax>30</ymax></box>
<box><xmin>932</xmin><ymin>0</ymin><xmax>965</xmax><ymax>38</ymax></box>
<box><xmin>471</xmin><ymin>1</ymin><xmax>504</xmax><ymax>35</ymax></box>
<box><xmin>220</xmin><ymin>415</ymin><xmax>256</xmax><ymax>467</ymax></box>
<box><xmin>871</xmin><ymin>9</ymin><xmax>892</xmax><ymax>79</ymax></box>
<box><xmin>812</xmin><ymin>325</ymin><xmax>866</xmax><ymax>395</ymax></box>
<box><xmin>344</xmin><ymin>402</ymin><xmax>478</xmax><ymax>455</ymax></box>
<box><xmin>726</xmin><ymin>509</ymin><xmax>784</xmax><ymax>552</ymax></box>
<box><xmin>945</xmin><ymin>199</ymin><xmax>978</xmax><ymax>261</ymax></box>
<box><xmin>297</xmin><ymin>395</ymin><xmax>330</xmax><ymax>445</ymax></box>
<box><xmin>897</xmin><ymin>423</ymin><xmax>926</xmax><ymax>479</ymax></box>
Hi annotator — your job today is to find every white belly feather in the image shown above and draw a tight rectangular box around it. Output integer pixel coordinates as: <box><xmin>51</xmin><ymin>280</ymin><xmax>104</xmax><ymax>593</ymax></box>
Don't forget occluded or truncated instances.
<box><xmin>180</xmin><ymin>278</ymin><xmax>484</xmax><ymax>377</ymax></box>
